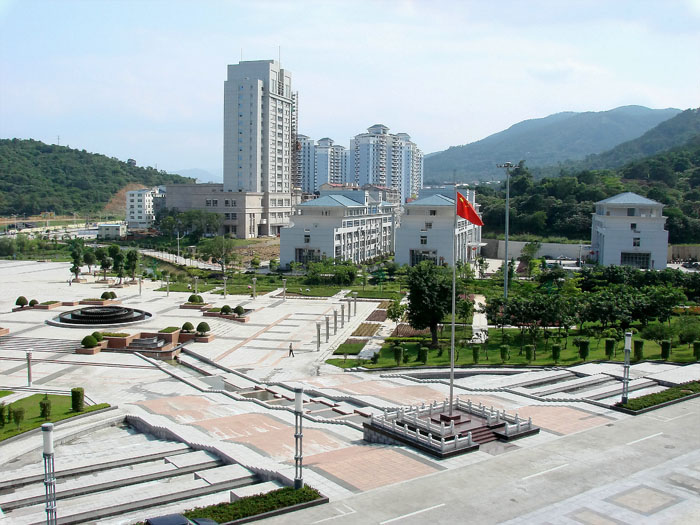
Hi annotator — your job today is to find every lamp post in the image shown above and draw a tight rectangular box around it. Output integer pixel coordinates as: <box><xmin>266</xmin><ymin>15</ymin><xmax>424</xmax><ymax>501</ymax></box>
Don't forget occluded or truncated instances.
<box><xmin>26</xmin><ymin>350</ymin><xmax>32</xmax><ymax>387</ymax></box>
<box><xmin>340</xmin><ymin>303</ymin><xmax>345</xmax><ymax>327</ymax></box>
<box><xmin>42</xmin><ymin>423</ymin><xmax>57</xmax><ymax>524</ymax></box>
<box><xmin>333</xmin><ymin>309</ymin><xmax>338</xmax><ymax>335</ymax></box>
<box><xmin>622</xmin><ymin>332</ymin><xmax>632</xmax><ymax>404</ymax></box>
<box><xmin>223</xmin><ymin>276</ymin><xmax>228</xmax><ymax>299</ymax></box>
<box><xmin>325</xmin><ymin>315</ymin><xmax>330</xmax><ymax>343</ymax></box>
<box><xmin>194</xmin><ymin>276</ymin><xmax>199</xmax><ymax>294</ymax></box>
<box><xmin>352</xmin><ymin>292</ymin><xmax>358</xmax><ymax>316</ymax></box>
<box><xmin>166</xmin><ymin>278</ymin><xmax>170</xmax><ymax>297</ymax></box>
<box><xmin>138</xmin><ymin>277</ymin><xmax>142</xmax><ymax>296</ymax></box>
<box><xmin>252</xmin><ymin>277</ymin><xmax>257</xmax><ymax>299</ymax></box>
<box><xmin>293</xmin><ymin>387</ymin><xmax>304</xmax><ymax>489</ymax></box>
<box><xmin>316</xmin><ymin>322</ymin><xmax>321</xmax><ymax>352</ymax></box>
<box><xmin>497</xmin><ymin>162</ymin><xmax>514</xmax><ymax>299</ymax></box>
<box><xmin>282</xmin><ymin>278</ymin><xmax>287</xmax><ymax>301</ymax></box>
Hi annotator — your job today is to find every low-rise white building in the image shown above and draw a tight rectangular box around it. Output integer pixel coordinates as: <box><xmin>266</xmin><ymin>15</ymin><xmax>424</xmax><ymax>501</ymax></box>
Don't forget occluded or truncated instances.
<box><xmin>97</xmin><ymin>223</ymin><xmax>126</xmax><ymax>240</ymax></box>
<box><xmin>395</xmin><ymin>190</ymin><xmax>483</xmax><ymax>267</ymax></box>
<box><xmin>280</xmin><ymin>190</ymin><xmax>396</xmax><ymax>266</ymax></box>
<box><xmin>591</xmin><ymin>192</ymin><xmax>668</xmax><ymax>269</ymax></box>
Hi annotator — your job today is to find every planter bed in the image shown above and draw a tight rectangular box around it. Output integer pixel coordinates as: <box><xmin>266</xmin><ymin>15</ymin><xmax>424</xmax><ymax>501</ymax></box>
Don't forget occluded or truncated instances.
<box><xmin>61</xmin><ymin>301</ymin><xmax>80</xmax><ymax>306</ymax></box>
<box><xmin>79</xmin><ymin>299</ymin><xmax>120</xmax><ymax>306</ymax></box>
<box><xmin>612</xmin><ymin>381</ymin><xmax>700</xmax><ymax>414</ymax></box>
<box><xmin>0</xmin><ymin>328</ymin><xmax>10</xmax><ymax>337</ymax></box>
<box><xmin>180</xmin><ymin>303</ymin><xmax>212</xmax><ymax>310</ymax></box>
<box><xmin>204</xmin><ymin>311</ymin><xmax>251</xmax><ymax>323</ymax></box>
<box><xmin>142</xmin><ymin>330</ymin><xmax>180</xmax><ymax>344</ymax></box>
<box><xmin>179</xmin><ymin>332</ymin><xmax>216</xmax><ymax>343</ymax></box>
<box><xmin>35</xmin><ymin>301</ymin><xmax>62</xmax><ymax>310</ymax></box>
<box><xmin>102</xmin><ymin>333</ymin><xmax>138</xmax><ymax>348</ymax></box>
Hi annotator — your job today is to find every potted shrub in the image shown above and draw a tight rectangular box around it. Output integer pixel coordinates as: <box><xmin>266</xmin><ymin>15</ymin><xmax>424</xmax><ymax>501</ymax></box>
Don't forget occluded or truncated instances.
<box><xmin>15</xmin><ymin>296</ymin><xmax>28</xmax><ymax>309</ymax></box>
<box><xmin>221</xmin><ymin>305</ymin><xmax>233</xmax><ymax>315</ymax></box>
<box><xmin>196</xmin><ymin>322</ymin><xmax>210</xmax><ymax>335</ymax></box>
<box><xmin>182</xmin><ymin>322</ymin><xmax>194</xmax><ymax>333</ymax></box>
<box><xmin>77</xmin><ymin>334</ymin><xmax>101</xmax><ymax>355</ymax></box>
<box><xmin>101</xmin><ymin>291</ymin><xmax>111</xmax><ymax>300</ymax></box>
<box><xmin>234</xmin><ymin>305</ymin><xmax>246</xmax><ymax>317</ymax></box>
<box><xmin>29</xmin><ymin>299</ymin><xmax>38</xmax><ymax>307</ymax></box>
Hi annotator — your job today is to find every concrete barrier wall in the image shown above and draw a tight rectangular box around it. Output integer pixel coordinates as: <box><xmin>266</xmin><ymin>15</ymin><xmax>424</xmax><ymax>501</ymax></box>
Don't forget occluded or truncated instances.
<box><xmin>481</xmin><ymin>239</ymin><xmax>591</xmax><ymax>260</ymax></box>
<box><xmin>669</xmin><ymin>245</ymin><xmax>700</xmax><ymax>261</ymax></box>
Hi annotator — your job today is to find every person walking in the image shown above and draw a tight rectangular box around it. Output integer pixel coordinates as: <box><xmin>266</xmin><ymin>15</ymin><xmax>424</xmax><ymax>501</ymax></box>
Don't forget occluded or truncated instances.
<box><xmin>288</xmin><ymin>343</ymin><xmax>295</xmax><ymax>357</ymax></box>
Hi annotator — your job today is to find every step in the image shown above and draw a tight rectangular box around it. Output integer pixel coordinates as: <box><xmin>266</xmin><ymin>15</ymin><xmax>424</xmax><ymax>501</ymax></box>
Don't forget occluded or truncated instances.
<box><xmin>194</xmin><ymin>464</ymin><xmax>256</xmax><ymax>485</ymax></box>
<box><xmin>529</xmin><ymin>374</ymin><xmax>612</xmax><ymax>396</ymax></box>
<box><xmin>9</xmin><ymin>470</ymin><xmax>254</xmax><ymax>525</ymax></box>
<box><xmin>230</xmin><ymin>480</ymin><xmax>285</xmax><ymax>501</ymax></box>
<box><xmin>164</xmin><ymin>450</ymin><xmax>221</xmax><ymax>469</ymax></box>
<box><xmin>0</xmin><ymin>443</ymin><xmax>191</xmax><ymax>490</ymax></box>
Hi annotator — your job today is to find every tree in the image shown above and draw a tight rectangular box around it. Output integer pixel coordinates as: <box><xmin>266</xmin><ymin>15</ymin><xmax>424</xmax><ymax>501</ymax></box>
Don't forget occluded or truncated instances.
<box><xmin>406</xmin><ymin>261</ymin><xmax>452</xmax><ymax>347</ymax></box>
<box><xmin>113</xmin><ymin>251</ymin><xmax>125</xmax><ymax>284</ymax></box>
<box><xmin>100</xmin><ymin>256</ymin><xmax>112</xmax><ymax>280</ymax></box>
<box><xmin>83</xmin><ymin>249</ymin><xmax>96</xmax><ymax>274</ymax></box>
<box><xmin>519</xmin><ymin>241</ymin><xmax>541</xmax><ymax>278</ymax></box>
<box><xmin>125</xmin><ymin>249</ymin><xmax>139</xmax><ymax>280</ymax></box>
<box><xmin>201</xmin><ymin>236</ymin><xmax>238</xmax><ymax>273</ymax></box>
<box><xmin>456</xmin><ymin>298</ymin><xmax>474</xmax><ymax>338</ymax></box>
<box><xmin>387</xmin><ymin>299</ymin><xmax>406</xmax><ymax>329</ymax></box>
<box><xmin>70</xmin><ymin>248</ymin><xmax>83</xmax><ymax>279</ymax></box>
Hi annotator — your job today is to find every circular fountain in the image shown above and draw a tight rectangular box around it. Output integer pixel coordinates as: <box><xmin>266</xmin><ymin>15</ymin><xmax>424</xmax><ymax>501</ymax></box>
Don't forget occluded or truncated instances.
<box><xmin>49</xmin><ymin>305</ymin><xmax>153</xmax><ymax>328</ymax></box>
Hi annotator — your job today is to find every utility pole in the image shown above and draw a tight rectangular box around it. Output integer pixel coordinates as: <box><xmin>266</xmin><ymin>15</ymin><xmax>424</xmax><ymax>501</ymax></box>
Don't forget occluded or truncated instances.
<box><xmin>497</xmin><ymin>162</ymin><xmax>514</xmax><ymax>299</ymax></box>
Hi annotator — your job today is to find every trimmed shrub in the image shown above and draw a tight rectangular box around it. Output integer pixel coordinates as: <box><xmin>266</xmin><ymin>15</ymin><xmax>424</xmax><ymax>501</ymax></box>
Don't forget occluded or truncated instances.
<box><xmin>91</xmin><ymin>331</ymin><xmax>103</xmax><ymax>342</ymax></box>
<box><xmin>15</xmin><ymin>296</ymin><xmax>28</xmax><ymax>307</ymax></box>
<box><xmin>39</xmin><ymin>394</ymin><xmax>52</xmax><ymax>420</ymax></box>
<box><xmin>0</xmin><ymin>402</ymin><xmax>5</xmax><ymax>427</ymax></box>
<box><xmin>71</xmin><ymin>387</ymin><xmax>85</xmax><ymax>412</ymax></box>
<box><xmin>234</xmin><ymin>305</ymin><xmax>246</xmax><ymax>316</ymax></box>
<box><xmin>29</xmin><ymin>299</ymin><xmax>38</xmax><ymax>307</ymax></box>
<box><xmin>661</xmin><ymin>340</ymin><xmax>671</xmax><ymax>360</ymax></box>
<box><xmin>109</xmin><ymin>291</ymin><xmax>117</xmax><ymax>299</ymax></box>
<box><xmin>12</xmin><ymin>406</ymin><xmax>25</xmax><ymax>429</ymax></box>
<box><xmin>402</xmin><ymin>351</ymin><xmax>410</xmax><ymax>364</ymax></box>
<box><xmin>552</xmin><ymin>344</ymin><xmax>561</xmax><ymax>363</ymax></box>
<box><xmin>196</xmin><ymin>322</ymin><xmax>210</xmax><ymax>335</ymax></box>
<box><xmin>578</xmin><ymin>340</ymin><xmax>590</xmax><ymax>361</ymax></box>
<box><xmin>371</xmin><ymin>352</ymin><xmax>380</xmax><ymax>364</ymax></box>
<box><xmin>81</xmin><ymin>335</ymin><xmax>97</xmax><ymax>348</ymax></box>
<box><xmin>634</xmin><ymin>339</ymin><xmax>644</xmax><ymax>362</ymax></box>
<box><xmin>472</xmin><ymin>346</ymin><xmax>479</xmax><ymax>364</ymax></box>
<box><xmin>393</xmin><ymin>345</ymin><xmax>403</xmax><ymax>366</ymax></box>
<box><xmin>694</xmin><ymin>341</ymin><xmax>700</xmax><ymax>361</ymax></box>
<box><xmin>605</xmin><ymin>339</ymin><xmax>615</xmax><ymax>359</ymax></box>
<box><xmin>221</xmin><ymin>305</ymin><xmax>232</xmax><ymax>315</ymax></box>
<box><xmin>418</xmin><ymin>346</ymin><xmax>428</xmax><ymax>364</ymax></box>
<box><xmin>182</xmin><ymin>322</ymin><xmax>194</xmax><ymax>332</ymax></box>
<box><xmin>500</xmin><ymin>344</ymin><xmax>509</xmax><ymax>363</ymax></box>
<box><xmin>101</xmin><ymin>291</ymin><xmax>111</xmax><ymax>299</ymax></box>
<box><xmin>524</xmin><ymin>345</ymin><xmax>534</xmax><ymax>362</ymax></box>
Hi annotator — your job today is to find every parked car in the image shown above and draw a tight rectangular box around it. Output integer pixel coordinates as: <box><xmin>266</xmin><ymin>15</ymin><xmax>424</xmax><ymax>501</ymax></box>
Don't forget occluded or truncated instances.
<box><xmin>145</xmin><ymin>514</ymin><xmax>218</xmax><ymax>525</ymax></box>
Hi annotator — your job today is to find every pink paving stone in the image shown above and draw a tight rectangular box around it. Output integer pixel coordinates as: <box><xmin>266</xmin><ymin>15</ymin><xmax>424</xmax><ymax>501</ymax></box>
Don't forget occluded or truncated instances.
<box><xmin>338</xmin><ymin>381</ymin><xmax>445</xmax><ymax>405</ymax></box>
<box><xmin>231</xmin><ymin>428</ymin><xmax>348</xmax><ymax>460</ymax></box>
<box><xmin>304</xmin><ymin>445</ymin><xmax>440</xmax><ymax>491</ymax></box>
<box><xmin>136</xmin><ymin>395</ymin><xmax>219</xmax><ymax>423</ymax></box>
<box><xmin>195</xmin><ymin>413</ymin><xmax>289</xmax><ymax>440</ymax></box>
<box><xmin>513</xmin><ymin>405</ymin><xmax>612</xmax><ymax>435</ymax></box>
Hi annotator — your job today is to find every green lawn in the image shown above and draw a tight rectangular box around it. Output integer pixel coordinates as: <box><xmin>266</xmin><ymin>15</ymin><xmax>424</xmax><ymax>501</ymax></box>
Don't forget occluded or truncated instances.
<box><xmin>332</xmin><ymin>342</ymin><xmax>367</xmax><ymax>356</ymax></box>
<box><xmin>0</xmin><ymin>393</ymin><xmax>110</xmax><ymax>441</ymax></box>
<box><xmin>326</xmin><ymin>326</ymin><xmax>700</xmax><ymax>370</ymax></box>
<box><xmin>0</xmin><ymin>391</ymin><xmax>11</xmax><ymax>399</ymax></box>
<box><xmin>154</xmin><ymin>283</ymin><xmax>218</xmax><ymax>293</ymax></box>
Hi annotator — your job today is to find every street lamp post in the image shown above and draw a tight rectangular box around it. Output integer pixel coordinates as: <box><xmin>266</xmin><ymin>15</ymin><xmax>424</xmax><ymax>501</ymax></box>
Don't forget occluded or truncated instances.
<box><xmin>497</xmin><ymin>162</ymin><xmax>514</xmax><ymax>299</ymax></box>
<box><xmin>139</xmin><ymin>277</ymin><xmax>142</xmax><ymax>296</ymax></box>
<box><xmin>622</xmin><ymin>332</ymin><xmax>632</xmax><ymax>404</ymax></box>
<box><xmin>252</xmin><ymin>277</ymin><xmax>257</xmax><ymax>299</ymax></box>
<box><xmin>166</xmin><ymin>278</ymin><xmax>170</xmax><ymax>297</ymax></box>
<box><xmin>194</xmin><ymin>276</ymin><xmax>199</xmax><ymax>294</ymax></box>
<box><xmin>223</xmin><ymin>276</ymin><xmax>228</xmax><ymax>299</ymax></box>
<box><xmin>316</xmin><ymin>322</ymin><xmax>321</xmax><ymax>352</ymax></box>
<box><xmin>282</xmin><ymin>278</ymin><xmax>287</xmax><ymax>301</ymax></box>
<box><xmin>333</xmin><ymin>309</ymin><xmax>338</xmax><ymax>335</ymax></box>
<box><xmin>340</xmin><ymin>303</ymin><xmax>345</xmax><ymax>327</ymax></box>
<box><xmin>42</xmin><ymin>423</ymin><xmax>57</xmax><ymax>524</ymax></box>
<box><xmin>352</xmin><ymin>292</ymin><xmax>358</xmax><ymax>316</ymax></box>
<box><xmin>325</xmin><ymin>316</ymin><xmax>330</xmax><ymax>343</ymax></box>
<box><xmin>26</xmin><ymin>350</ymin><xmax>32</xmax><ymax>387</ymax></box>
<box><xmin>293</xmin><ymin>387</ymin><xmax>304</xmax><ymax>489</ymax></box>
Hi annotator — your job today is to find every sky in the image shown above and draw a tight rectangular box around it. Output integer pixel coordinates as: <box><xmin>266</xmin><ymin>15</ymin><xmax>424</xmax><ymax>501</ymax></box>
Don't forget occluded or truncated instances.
<box><xmin>1</xmin><ymin>0</ymin><xmax>699</xmax><ymax>178</ymax></box>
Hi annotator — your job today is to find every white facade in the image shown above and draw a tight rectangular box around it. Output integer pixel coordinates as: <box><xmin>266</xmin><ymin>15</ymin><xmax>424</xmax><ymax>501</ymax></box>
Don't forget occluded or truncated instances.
<box><xmin>395</xmin><ymin>191</ymin><xmax>483</xmax><ymax>267</ymax></box>
<box><xmin>591</xmin><ymin>192</ymin><xmax>668</xmax><ymax>269</ymax></box>
<box><xmin>297</xmin><ymin>134</ymin><xmax>316</xmax><ymax>194</ymax></box>
<box><xmin>97</xmin><ymin>223</ymin><xmax>126</xmax><ymax>240</ymax></box>
<box><xmin>296</xmin><ymin>136</ymin><xmax>348</xmax><ymax>194</ymax></box>
<box><xmin>348</xmin><ymin>124</ymin><xmax>423</xmax><ymax>204</ymax></box>
<box><xmin>223</xmin><ymin>60</ymin><xmax>297</xmax><ymax>235</ymax></box>
<box><xmin>280</xmin><ymin>190</ymin><xmax>396</xmax><ymax>266</ymax></box>
<box><xmin>126</xmin><ymin>188</ymin><xmax>157</xmax><ymax>229</ymax></box>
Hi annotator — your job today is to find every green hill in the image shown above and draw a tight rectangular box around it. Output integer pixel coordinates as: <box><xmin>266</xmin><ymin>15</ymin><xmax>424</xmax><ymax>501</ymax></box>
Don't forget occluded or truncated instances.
<box><xmin>563</xmin><ymin>108</ymin><xmax>700</xmax><ymax>171</ymax></box>
<box><xmin>0</xmin><ymin>139</ymin><xmax>193</xmax><ymax>215</ymax></box>
<box><xmin>424</xmin><ymin>106</ymin><xmax>681</xmax><ymax>184</ymax></box>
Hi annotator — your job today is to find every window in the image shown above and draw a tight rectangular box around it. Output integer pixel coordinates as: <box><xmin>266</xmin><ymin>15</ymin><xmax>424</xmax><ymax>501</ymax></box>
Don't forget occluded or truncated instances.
<box><xmin>212</xmin><ymin>200</ymin><xmax>218</xmax><ymax>207</ymax></box>
<box><xmin>429</xmin><ymin>209</ymin><xmax>436</xmax><ymax>216</ymax></box>
<box><xmin>304</xmin><ymin>235</ymin><xmax>310</xmax><ymax>244</ymax></box>
<box><xmin>425</xmin><ymin>222</ymin><xmax>432</xmax><ymax>230</ymax></box>
<box><xmin>627</xmin><ymin>208</ymin><xmax>636</xmax><ymax>217</ymax></box>
<box><xmin>633</xmin><ymin>237</ymin><xmax>641</xmax><ymax>247</ymax></box>
<box><xmin>420</xmin><ymin>236</ymin><xmax>427</xmax><ymax>245</ymax></box>
<box><xmin>630</xmin><ymin>223</ymin><xmax>637</xmax><ymax>230</ymax></box>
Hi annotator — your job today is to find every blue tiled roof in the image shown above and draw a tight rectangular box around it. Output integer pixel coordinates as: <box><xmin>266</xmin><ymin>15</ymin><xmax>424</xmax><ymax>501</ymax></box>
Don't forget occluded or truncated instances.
<box><xmin>595</xmin><ymin>192</ymin><xmax>662</xmax><ymax>206</ymax></box>
<box><xmin>300</xmin><ymin>195</ymin><xmax>364</xmax><ymax>207</ymax></box>
<box><xmin>406</xmin><ymin>194</ymin><xmax>455</xmax><ymax>206</ymax></box>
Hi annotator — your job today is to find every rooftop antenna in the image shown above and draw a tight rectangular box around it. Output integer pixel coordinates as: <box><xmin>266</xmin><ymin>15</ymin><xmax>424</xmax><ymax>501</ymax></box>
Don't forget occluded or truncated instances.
<box><xmin>278</xmin><ymin>45</ymin><xmax>281</xmax><ymax>66</ymax></box>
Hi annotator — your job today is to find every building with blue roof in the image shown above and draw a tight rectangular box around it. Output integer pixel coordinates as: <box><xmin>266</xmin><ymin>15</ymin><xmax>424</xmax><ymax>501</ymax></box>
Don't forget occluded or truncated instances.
<box><xmin>591</xmin><ymin>192</ymin><xmax>668</xmax><ymax>269</ymax></box>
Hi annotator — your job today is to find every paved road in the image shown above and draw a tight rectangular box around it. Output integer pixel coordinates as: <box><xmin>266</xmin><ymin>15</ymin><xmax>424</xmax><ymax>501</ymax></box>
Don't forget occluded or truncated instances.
<box><xmin>262</xmin><ymin>399</ymin><xmax>700</xmax><ymax>524</ymax></box>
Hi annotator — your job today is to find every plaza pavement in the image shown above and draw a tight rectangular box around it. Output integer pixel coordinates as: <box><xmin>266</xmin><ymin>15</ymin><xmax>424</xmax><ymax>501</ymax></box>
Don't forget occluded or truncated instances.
<box><xmin>0</xmin><ymin>259</ymin><xmax>699</xmax><ymax>523</ymax></box>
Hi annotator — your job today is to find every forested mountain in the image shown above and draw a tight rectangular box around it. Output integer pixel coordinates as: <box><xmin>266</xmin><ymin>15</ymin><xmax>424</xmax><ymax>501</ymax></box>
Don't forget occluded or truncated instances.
<box><xmin>477</xmin><ymin>133</ymin><xmax>700</xmax><ymax>244</ymax></box>
<box><xmin>553</xmin><ymin>108</ymin><xmax>700</xmax><ymax>172</ymax></box>
<box><xmin>425</xmin><ymin>106</ymin><xmax>680</xmax><ymax>184</ymax></box>
<box><xmin>0</xmin><ymin>139</ymin><xmax>193</xmax><ymax>215</ymax></box>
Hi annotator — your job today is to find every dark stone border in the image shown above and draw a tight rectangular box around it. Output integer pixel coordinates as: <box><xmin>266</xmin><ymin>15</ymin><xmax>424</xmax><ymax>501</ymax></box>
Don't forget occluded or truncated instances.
<box><xmin>220</xmin><ymin>495</ymin><xmax>329</xmax><ymax>525</ymax></box>
<box><xmin>609</xmin><ymin>391</ymin><xmax>700</xmax><ymax>415</ymax></box>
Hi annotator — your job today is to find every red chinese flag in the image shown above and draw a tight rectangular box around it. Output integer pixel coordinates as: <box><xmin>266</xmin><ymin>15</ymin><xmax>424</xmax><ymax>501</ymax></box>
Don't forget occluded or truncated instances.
<box><xmin>456</xmin><ymin>191</ymin><xmax>484</xmax><ymax>226</ymax></box>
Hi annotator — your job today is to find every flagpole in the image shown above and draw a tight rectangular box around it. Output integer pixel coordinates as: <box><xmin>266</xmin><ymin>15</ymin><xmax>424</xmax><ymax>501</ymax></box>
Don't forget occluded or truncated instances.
<box><xmin>449</xmin><ymin>188</ymin><xmax>458</xmax><ymax>416</ymax></box>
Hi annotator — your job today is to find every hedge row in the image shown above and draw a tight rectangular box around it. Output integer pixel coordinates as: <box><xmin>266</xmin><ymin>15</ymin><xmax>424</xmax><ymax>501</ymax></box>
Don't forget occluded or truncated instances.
<box><xmin>617</xmin><ymin>381</ymin><xmax>700</xmax><ymax>411</ymax></box>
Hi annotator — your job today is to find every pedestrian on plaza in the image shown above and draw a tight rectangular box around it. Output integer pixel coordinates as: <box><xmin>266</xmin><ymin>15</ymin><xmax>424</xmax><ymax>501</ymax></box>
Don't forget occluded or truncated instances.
<box><xmin>68</xmin><ymin>279</ymin><xmax>71</xmax><ymax>286</ymax></box>
<box><xmin>288</xmin><ymin>343</ymin><xmax>295</xmax><ymax>357</ymax></box>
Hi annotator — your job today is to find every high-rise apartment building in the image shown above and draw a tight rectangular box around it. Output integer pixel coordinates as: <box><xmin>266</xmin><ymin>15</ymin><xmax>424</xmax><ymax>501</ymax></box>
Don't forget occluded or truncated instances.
<box><xmin>296</xmin><ymin>134</ymin><xmax>316</xmax><ymax>194</ymax></box>
<box><xmin>348</xmin><ymin>124</ymin><xmax>423</xmax><ymax>203</ymax></box>
<box><xmin>223</xmin><ymin>60</ymin><xmax>297</xmax><ymax>235</ymax></box>
<box><xmin>295</xmin><ymin>136</ymin><xmax>348</xmax><ymax>194</ymax></box>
